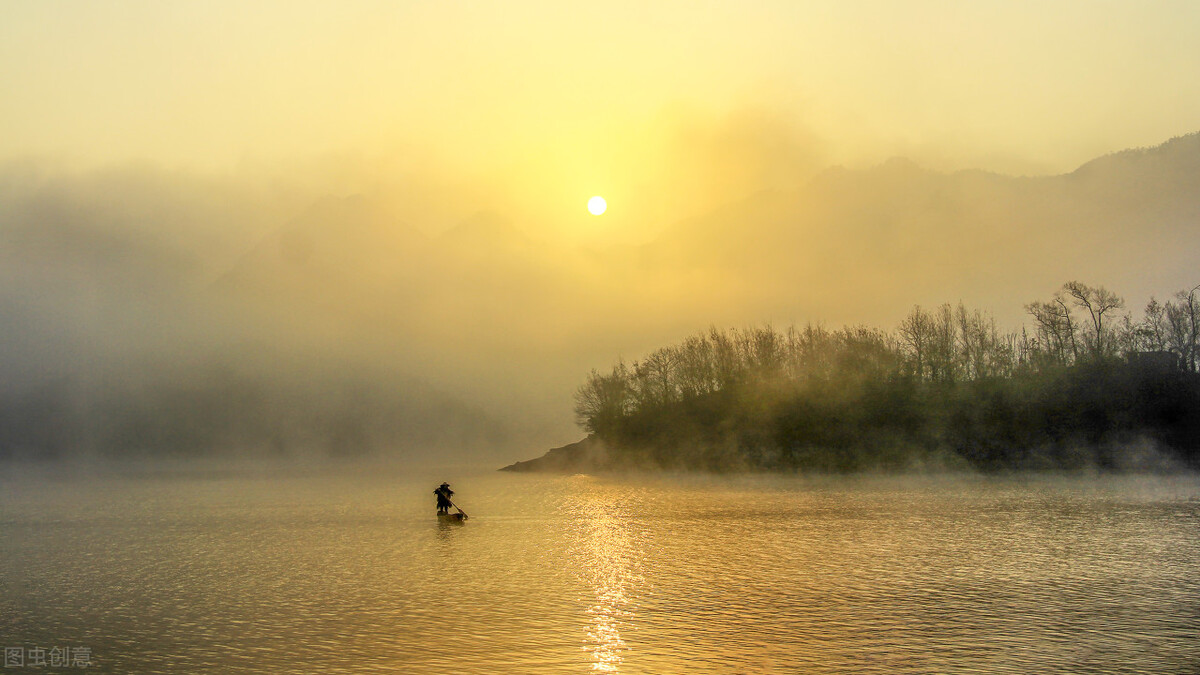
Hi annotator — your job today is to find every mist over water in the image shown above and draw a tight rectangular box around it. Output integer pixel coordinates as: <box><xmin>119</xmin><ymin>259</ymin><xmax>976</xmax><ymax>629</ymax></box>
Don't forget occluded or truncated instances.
<box><xmin>2</xmin><ymin>132</ymin><xmax>1199</xmax><ymax>465</ymax></box>
<box><xmin>3</xmin><ymin>466</ymin><xmax>1197</xmax><ymax>673</ymax></box>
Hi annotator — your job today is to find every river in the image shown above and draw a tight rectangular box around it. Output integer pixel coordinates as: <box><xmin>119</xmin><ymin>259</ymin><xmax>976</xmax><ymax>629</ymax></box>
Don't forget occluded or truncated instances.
<box><xmin>2</xmin><ymin>466</ymin><xmax>1197</xmax><ymax>673</ymax></box>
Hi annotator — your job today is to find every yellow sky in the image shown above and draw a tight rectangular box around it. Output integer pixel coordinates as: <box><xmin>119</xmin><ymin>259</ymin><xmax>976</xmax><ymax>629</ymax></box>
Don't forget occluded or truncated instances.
<box><xmin>3</xmin><ymin>0</ymin><xmax>1199</xmax><ymax>248</ymax></box>
<box><xmin>4</xmin><ymin>1</ymin><xmax>1198</xmax><ymax>171</ymax></box>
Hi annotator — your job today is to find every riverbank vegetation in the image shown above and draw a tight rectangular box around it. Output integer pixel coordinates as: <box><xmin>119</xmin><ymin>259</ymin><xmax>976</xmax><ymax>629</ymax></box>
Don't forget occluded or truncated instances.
<box><xmin>573</xmin><ymin>282</ymin><xmax>1200</xmax><ymax>472</ymax></box>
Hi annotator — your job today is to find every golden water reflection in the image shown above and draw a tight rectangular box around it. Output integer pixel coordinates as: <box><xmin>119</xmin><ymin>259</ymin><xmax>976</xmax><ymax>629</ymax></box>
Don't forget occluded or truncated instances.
<box><xmin>565</xmin><ymin>479</ymin><xmax>647</xmax><ymax>673</ymax></box>
<box><xmin>5</xmin><ymin>472</ymin><xmax>1199</xmax><ymax>673</ymax></box>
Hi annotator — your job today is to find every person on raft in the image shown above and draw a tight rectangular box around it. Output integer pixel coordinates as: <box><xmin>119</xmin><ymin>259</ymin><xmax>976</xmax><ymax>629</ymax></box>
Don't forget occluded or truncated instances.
<box><xmin>434</xmin><ymin>482</ymin><xmax>454</xmax><ymax>515</ymax></box>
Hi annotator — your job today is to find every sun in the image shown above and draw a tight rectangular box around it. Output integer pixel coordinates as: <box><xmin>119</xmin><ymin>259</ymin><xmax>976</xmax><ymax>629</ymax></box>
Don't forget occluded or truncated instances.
<box><xmin>587</xmin><ymin>196</ymin><xmax>607</xmax><ymax>215</ymax></box>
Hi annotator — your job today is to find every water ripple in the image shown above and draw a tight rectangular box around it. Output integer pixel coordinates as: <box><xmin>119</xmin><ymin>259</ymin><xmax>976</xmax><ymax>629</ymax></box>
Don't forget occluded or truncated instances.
<box><xmin>1</xmin><ymin>472</ymin><xmax>1197</xmax><ymax>673</ymax></box>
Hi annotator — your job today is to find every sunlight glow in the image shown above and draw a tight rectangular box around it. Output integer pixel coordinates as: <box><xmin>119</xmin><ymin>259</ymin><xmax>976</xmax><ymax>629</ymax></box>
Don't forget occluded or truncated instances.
<box><xmin>588</xmin><ymin>196</ymin><xmax>608</xmax><ymax>215</ymax></box>
<box><xmin>564</xmin><ymin>481</ymin><xmax>644</xmax><ymax>673</ymax></box>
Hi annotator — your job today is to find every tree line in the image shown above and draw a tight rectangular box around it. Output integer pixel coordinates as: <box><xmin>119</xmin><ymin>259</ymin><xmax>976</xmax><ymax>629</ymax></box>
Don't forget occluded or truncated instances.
<box><xmin>574</xmin><ymin>282</ymin><xmax>1200</xmax><ymax>472</ymax></box>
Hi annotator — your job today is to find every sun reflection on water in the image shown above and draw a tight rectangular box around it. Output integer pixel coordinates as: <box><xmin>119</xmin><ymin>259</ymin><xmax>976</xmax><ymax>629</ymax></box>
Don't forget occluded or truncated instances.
<box><xmin>564</xmin><ymin>478</ymin><xmax>647</xmax><ymax>673</ymax></box>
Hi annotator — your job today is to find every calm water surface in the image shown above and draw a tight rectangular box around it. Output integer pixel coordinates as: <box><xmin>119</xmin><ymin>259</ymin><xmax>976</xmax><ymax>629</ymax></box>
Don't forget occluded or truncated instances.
<box><xmin>2</xmin><ymin>466</ymin><xmax>1198</xmax><ymax>673</ymax></box>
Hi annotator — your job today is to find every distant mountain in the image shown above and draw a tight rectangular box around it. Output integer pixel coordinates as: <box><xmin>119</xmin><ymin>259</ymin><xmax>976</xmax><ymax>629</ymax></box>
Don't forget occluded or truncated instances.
<box><xmin>212</xmin><ymin>132</ymin><xmax>1200</xmax><ymax>343</ymax></box>
<box><xmin>627</xmin><ymin>132</ymin><xmax>1200</xmax><ymax>325</ymax></box>
<box><xmin>214</xmin><ymin>194</ymin><xmax>432</xmax><ymax>300</ymax></box>
<box><xmin>1071</xmin><ymin>132</ymin><xmax>1200</xmax><ymax>182</ymax></box>
<box><xmin>437</xmin><ymin>210</ymin><xmax>533</xmax><ymax>254</ymax></box>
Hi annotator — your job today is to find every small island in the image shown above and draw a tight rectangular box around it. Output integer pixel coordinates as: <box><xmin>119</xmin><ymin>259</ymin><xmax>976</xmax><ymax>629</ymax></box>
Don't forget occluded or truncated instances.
<box><xmin>504</xmin><ymin>281</ymin><xmax>1200</xmax><ymax>474</ymax></box>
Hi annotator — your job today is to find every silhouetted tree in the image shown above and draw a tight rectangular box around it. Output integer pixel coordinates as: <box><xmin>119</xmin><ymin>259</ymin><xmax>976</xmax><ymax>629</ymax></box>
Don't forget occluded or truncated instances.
<box><xmin>1137</xmin><ymin>298</ymin><xmax>1170</xmax><ymax>352</ymax></box>
<box><xmin>574</xmin><ymin>364</ymin><xmax>632</xmax><ymax>436</ymax></box>
<box><xmin>1165</xmin><ymin>284</ymin><xmax>1200</xmax><ymax>372</ymax></box>
<box><xmin>1026</xmin><ymin>293</ymin><xmax>1079</xmax><ymax>366</ymax></box>
<box><xmin>1062</xmin><ymin>281</ymin><xmax>1126</xmax><ymax>360</ymax></box>
<box><xmin>898</xmin><ymin>305</ymin><xmax>934</xmax><ymax>380</ymax></box>
<box><xmin>570</xmin><ymin>282</ymin><xmax>1200</xmax><ymax>472</ymax></box>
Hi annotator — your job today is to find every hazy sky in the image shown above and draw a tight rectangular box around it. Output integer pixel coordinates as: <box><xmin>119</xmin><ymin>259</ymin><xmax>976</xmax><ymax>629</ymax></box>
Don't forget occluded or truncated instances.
<box><xmin>4</xmin><ymin>1</ymin><xmax>1199</xmax><ymax>173</ymax></box>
